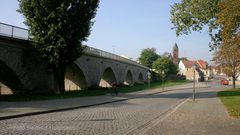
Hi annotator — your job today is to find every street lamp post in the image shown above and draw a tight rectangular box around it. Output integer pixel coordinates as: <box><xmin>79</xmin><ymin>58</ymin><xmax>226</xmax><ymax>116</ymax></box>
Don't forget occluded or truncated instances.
<box><xmin>162</xmin><ymin>71</ymin><xmax>165</xmax><ymax>91</ymax></box>
<box><xmin>148</xmin><ymin>72</ymin><xmax>151</xmax><ymax>89</ymax></box>
<box><xmin>192</xmin><ymin>65</ymin><xmax>196</xmax><ymax>101</ymax></box>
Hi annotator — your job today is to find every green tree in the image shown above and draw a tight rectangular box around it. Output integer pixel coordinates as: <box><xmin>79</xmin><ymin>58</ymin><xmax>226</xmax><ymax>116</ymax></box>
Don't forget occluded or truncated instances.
<box><xmin>170</xmin><ymin>0</ymin><xmax>220</xmax><ymax>35</ymax></box>
<box><xmin>213</xmin><ymin>0</ymin><xmax>240</xmax><ymax>88</ymax></box>
<box><xmin>152</xmin><ymin>57</ymin><xmax>178</xmax><ymax>76</ymax></box>
<box><xmin>139</xmin><ymin>48</ymin><xmax>159</xmax><ymax>68</ymax></box>
<box><xmin>18</xmin><ymin>0</ymin><xmax>99</xmax><ymax>94</ymax></box>
<box><xmin>170</xmin><ymin>0</ymin><xmax>221</xmax><ymax>49</ymax></box>
<box><xmin>170</xmin><ymin>0</ymin><xmax>240</xmax><ymax>49</ymax></box>
<box><xmin>212</xmin><ymin>43</ymin><xmax>240</xmax><ymax>88</ymax></box>
<box><xmin>171</xmin><ymin>0</ymin><xmax>240</xmax><ymax>88</ymax></box>
<box><xmin>217</xmin><ymin>0</ymin><xmax>240</xmax><ymax>47</ymax></box>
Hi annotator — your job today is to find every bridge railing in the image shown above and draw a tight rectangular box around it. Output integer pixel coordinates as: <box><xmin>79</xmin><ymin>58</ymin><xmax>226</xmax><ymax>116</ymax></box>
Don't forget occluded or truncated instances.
<box><xmin>83</xmin><ymin>46</ymin><xmax>149</xmax><ymax>70</ymax></box>
<box><xmin>0</xmin><ymin>22</ymin><xmax>149</xmax><ymax>70</ymax></box>
<box><xmin>0</xmin><ymin>22</ymin><xmax>30</xmax><ymax>40</ymax></box>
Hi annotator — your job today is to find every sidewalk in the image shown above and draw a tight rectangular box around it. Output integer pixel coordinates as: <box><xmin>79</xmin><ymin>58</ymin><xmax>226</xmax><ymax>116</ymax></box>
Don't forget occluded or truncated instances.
<box><xmin>0</xmin><ymin>82</ymin><xmax>209</xmax><ymax>120</ymax></box>
<box><xmin>145</xmin><ymin>87</ymin><xmax>240</xmax><ymax>135</ymax></box>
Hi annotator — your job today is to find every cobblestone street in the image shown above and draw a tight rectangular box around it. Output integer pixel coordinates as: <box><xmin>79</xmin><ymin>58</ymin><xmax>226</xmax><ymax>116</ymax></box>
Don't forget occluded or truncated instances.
<box><xmin>1</xmin><ymin>0</ymin><xmax>240</xmax><ymax>134</ymax></box>
<box><xmin>145</xmin><ymin>89</ymin><xmax>240</xmax><ymax>135</ymax></box>
<box><xmin>1</xmin><ymin>85</ymin><xmax>240</xmax><ymax>135</ymax></box>
<box><xmin>0</xmin><ymin>89</ymin><xmax>191</xmax><ymax>135</ymax></box>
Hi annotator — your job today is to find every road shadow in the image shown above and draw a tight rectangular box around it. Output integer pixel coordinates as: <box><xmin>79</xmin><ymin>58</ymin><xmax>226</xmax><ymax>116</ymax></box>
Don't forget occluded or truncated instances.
<box><xmin>131</xmin><ymin>89</ymin><xmax>220</xmax><ymax>100</ymax></box>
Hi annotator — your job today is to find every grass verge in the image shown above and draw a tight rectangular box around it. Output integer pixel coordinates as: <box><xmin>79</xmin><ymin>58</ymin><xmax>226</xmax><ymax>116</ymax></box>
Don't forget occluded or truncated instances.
<box><xmin>0</xmin><ymin>80</ymin><xmax>188</xmax><ymax>102</ymax></box>
<box><xmin>218</xmin><ymin>89</ymin><xmax>240</xmax><ymax>118</ymax></box>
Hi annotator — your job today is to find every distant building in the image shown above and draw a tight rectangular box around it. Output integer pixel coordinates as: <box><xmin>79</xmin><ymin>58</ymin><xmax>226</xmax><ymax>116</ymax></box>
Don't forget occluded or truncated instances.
<box><xmin>179</xmin><ymin>60</ymin><xmax>202</xmax><ymax>81</ymax></box>
<box><xmin>160</xmin><ymin>43</ymin><xmax>179</xmax><ymax>64</ymax></box>
<box><xmin>172</xmin><ymin>43</ymin><xmax>179</xmax><ymax>65</ymax></box>
<box><xmin>196</xmin><ymin>60</ymin><xmax>213</xmax><ymax>80</ymax></box>
<box><xmin>161</xmin><ymin>52</ymin><xmax>172</xmax><ymax>58</ymax></box>
<box><xmin>178</xmin><ymin>59</ymin><xmax>213</xmax><ymax>81</ymax></box>
<box><xmin>212</xmin><ymin>65</ymin><xmax>240</xmax><ymax>80</ymax></box>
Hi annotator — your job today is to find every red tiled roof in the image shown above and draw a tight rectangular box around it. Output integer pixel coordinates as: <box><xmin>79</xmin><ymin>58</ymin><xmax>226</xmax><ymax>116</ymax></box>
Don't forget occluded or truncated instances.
<box><xmin>182</xmin><ymin>60</ymin><xmax>196</xmax><ymax>68</ymax></box>
<box><xmin>197</xmin><ymin>60</ymin><xmax>208</xmax><ymax>69</ymax></box>
<box><xmin>182</xmin><ymin>59</ymin><xmax>208</xmax><ymax>69</ymax></box>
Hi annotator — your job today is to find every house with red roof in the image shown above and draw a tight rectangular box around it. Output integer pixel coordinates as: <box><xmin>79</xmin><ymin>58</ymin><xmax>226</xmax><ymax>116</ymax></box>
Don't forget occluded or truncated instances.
<box><xmin>178</xmin><ymin>59</ymin><xmax>212</xmax><ymax>81</ymax></box>
<box><xmin>196</xmin><ymin>60</ymin><xmax>213</xmax><ymax>80</ymax></box>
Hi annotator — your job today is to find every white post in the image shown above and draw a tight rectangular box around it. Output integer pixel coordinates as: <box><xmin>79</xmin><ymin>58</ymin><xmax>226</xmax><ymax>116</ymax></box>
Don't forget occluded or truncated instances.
<box><xmin>162</xmin><ymin>71</ymin><xmax>165</xmax><ymax>91</ymax></box>
<box><xmin>193</xmin><ymin>69</ymin><xmax>196</xmax><ymax>101</ymax></box>
<box><xmin>192</xmin><ymin>65</ymin><xmax>196</xmax><ymax>101</ymax></box>
<box><xmin>148</xmin><ymin>72</ymin><xmax>151</xmax><ymax>89</ymax></box>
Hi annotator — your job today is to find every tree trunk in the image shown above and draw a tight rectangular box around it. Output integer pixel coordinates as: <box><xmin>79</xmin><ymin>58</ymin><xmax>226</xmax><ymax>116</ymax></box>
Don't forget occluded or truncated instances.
<box><xmin>232</xmin><ymin>76</ymin><xmax>236</xmax><ymax>89</ymax></box>
<box><xmin>53</xmin><ymin>65</ymin><xmax>66</xmax><ymax>94</ymax></box>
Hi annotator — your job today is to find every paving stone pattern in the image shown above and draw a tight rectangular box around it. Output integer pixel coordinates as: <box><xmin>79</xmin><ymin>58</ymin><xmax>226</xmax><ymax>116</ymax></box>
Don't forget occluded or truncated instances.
<box><xmin>145</xmin><ymin>89</ymin><xmax>240</xmax><ymax>135</ymax></box>
<box><xmin>0</xmin><ymin>90</ymin><xmax>191</xmax><ymax>135</ymax></box>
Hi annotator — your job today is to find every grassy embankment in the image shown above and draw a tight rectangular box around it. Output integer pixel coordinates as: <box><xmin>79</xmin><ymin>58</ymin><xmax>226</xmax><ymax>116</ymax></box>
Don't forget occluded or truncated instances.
<box><xmin>218</xmin><ymin>89</ymin><xmax>240</xmax><ymax>118</ymax></box>
<box><xmin>0</xmin><ymin>80</ymin><xmax>188</xmax><ymax>102</ymax></box>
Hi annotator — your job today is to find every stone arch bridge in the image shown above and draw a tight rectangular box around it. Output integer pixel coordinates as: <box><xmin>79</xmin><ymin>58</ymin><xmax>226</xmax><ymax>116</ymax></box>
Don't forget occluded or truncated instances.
<box><xmin>0</xmin><ymin>23</ymin><xmax>149</xmax><ymax>94</ymax></box>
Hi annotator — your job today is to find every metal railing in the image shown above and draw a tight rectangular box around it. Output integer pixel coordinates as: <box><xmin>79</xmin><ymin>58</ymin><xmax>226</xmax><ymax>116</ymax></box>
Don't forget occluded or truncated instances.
<box><xmin>0</xmin><ymin>22</ymin><xmax>30</xmax><ymax>40</ymax></box>
<box><xmin>83</xmin><ymin>46</ymin><xmax>149</xmax><ymax>69</ymax></box>
<box><xmin>0</xmin><ymin>22</ymin><xmax>149</xmax><ymax>70</ymax></box>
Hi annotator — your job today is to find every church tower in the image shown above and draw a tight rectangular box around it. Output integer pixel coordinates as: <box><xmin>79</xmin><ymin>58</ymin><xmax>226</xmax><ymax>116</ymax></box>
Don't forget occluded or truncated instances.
<box><xmin>172</xmin><ymin>43</ymin><xmax>179</xmax><ymax>65</ymax></box>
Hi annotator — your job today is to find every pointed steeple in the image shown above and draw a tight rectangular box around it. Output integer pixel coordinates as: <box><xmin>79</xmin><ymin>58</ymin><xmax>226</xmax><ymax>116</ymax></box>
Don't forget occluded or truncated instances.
<box><xmin>173</xmin><ymin>42</ymin><xmax>178</xmax><ymax>51</ymax></box>
<box><xmin>172</xmin><ymin>42</ymin><xmax>179</xmax><ymax>65</ymax></box>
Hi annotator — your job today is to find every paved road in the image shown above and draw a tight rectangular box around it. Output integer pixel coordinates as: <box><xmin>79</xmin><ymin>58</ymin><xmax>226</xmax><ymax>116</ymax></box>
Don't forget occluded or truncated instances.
<box><xmin>0</xmin><ymin>82</ymin><xmax>239</xmax><ymax>135</ymax></box>
<box><xmin>145</xmin><ymin>88</ymin><xmax>240</xmax><ymax>135</ymax></box>
<box><xmin>0</xmin><ymin>88</ymin><xmax>193</xmax><ymax>135</ymax></box>
<box><xmin>0</xmin><ymin>82</ymin><xmax>207</xmax><ymax>119</ymax></box>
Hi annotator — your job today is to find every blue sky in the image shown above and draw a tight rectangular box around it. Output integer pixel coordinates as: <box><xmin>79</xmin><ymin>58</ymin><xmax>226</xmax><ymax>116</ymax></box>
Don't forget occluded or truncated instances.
<box><xmin>0</xmin><ymin>0</ymin><xmax>213</xmax><ymax>63</ymax></box>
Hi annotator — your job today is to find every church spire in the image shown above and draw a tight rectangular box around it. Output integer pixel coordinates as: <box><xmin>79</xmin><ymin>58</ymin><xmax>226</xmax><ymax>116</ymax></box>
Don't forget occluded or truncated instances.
<box><xmin>172</xmin><ymin>42</ymin><xmax>179</xmax><ymax>65</ymax></box>
<box><xmin>173</xmin><ymin>42</ymin><xmax>178</xmax><ymax>50</ymax></box>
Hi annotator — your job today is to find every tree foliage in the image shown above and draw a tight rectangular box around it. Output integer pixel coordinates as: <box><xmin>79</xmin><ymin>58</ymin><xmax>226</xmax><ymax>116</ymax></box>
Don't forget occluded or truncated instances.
<box><xmin>139</xmin><ymin>48</ymin><xmax>159</xmax><ymax>68</ymax></box>
<box><xmin>170</xmin><ymin>0</ymin><xmax>220</xmax><ymax>36</ymax></box>
<box><xmin>170</xmin><ymin>0</ymin><xmax>240</xmax><ymax>49</ymax></box>
<box><xmin>170</xmin><ymin>0</ymin><xmax>222</xmax><ymax>49</ymax></box>
<box><xmin>214</xmin><ymin>0</ymin><xmax>240</xmax><ymax>88</ymax></box>
<box><xmin>18</xmin><ymin>0</ymin><xmax>99</xmax><ymax>66</ymax></box>
<box><xmin>212</xmin><ymin>44</ymin><xmax>240</xmax><ymax>88</ymax></box>
<box><xmin>217</xmin><ymin>0</ymin><xmax>240</xmax><ymax>44</ymax></box>
<box><xmin>152</xmin><ymin>57</ymin><xmax>178</xmax><ymax>76</ymax></box>
<box><xmin>171</xmin><ymin>0</ymin><xmax>240</xmax><ymax>88</ymax></box>
<box><xmin>18</xmin><ymin>0</ymin><xmax>99</xmax><ymax>93</ymax></box>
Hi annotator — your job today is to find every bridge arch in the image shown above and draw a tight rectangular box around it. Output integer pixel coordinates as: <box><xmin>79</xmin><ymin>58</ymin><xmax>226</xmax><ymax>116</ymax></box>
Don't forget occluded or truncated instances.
<box><xmin>138</xmin><ymin>72</ymin><xmax>144</xmax><ymax>84</ymax></box>
<box><xmin>99</xmin><ymin>67</ymin><xmax>117</xmax><ymax>88</ymax></box>
<box><xmin>0</xmin><ymin>60</ymin><xmax>23</xmax><ymax>94</ymax></box>
<box><xmin>64</xmin><ymin>63</ymin><xmax>87</xmax><ymax>91</ymax></box>
<box><xmin>124</xmin><ymin>70</ymin><xmax>134</xmax><ymax>86</ymax></box>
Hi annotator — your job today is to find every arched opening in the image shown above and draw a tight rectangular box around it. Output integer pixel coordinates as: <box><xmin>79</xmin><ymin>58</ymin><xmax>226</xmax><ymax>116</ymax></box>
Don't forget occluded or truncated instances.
<box><xmin>138</xmin><ymin>72</ymin><xmax>144</xmax><ymax>84</ymax></box>
<box><xmin>64</xmin><ymin>63</ymin><xmax>87</xmax><ymax>91</ymax></box>
<box><xmin>0</xmin><ymin>83</ymin><xmax>13</xmax><ymax>95</ymax></box>
<box><xmin>99</xmin><ymin>67</ymin><xmax>117</xmax><ymax>88</ymax></box>
<box><xmin>0</xmin><ymin>60</ymin><xmax>23</xmax><ymax>95</ymax></box>
<box><xmin>124</xmin><ymin>70</ymin><xmax>133</xmax><ymax>86</ymax></box>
